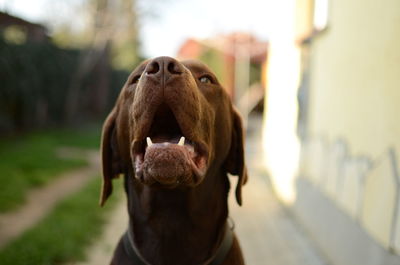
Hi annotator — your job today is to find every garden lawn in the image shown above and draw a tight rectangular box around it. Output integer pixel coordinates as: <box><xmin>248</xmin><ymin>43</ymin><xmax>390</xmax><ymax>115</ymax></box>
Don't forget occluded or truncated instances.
<box><xmin>0</xmin><ymin>177</ymin><xmax>121</xmax><ymax>265</ymax></box>
<box><xmin>0</xmin><ymin>125</ymin><xmax>101</xmax><ymax>212</ymax></box>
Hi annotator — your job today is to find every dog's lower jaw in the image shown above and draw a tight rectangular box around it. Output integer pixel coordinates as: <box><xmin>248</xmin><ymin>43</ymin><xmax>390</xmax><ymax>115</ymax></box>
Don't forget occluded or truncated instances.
<box><xmin>133</xmin><ymin>167</ymin><xmax>206</xmax><ymax>189</ymax></box>
<box><xmin>132</xmin><ymin>137</ymin><xmax>208</xmax><ymax>188</ymax></box>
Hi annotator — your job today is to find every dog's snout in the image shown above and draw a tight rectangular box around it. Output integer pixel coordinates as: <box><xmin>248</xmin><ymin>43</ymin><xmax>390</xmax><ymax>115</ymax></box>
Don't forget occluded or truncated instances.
<box><xmin>145</xmin><ymin>57</ymin><xmax>183</xmax><ymax>77</ymax></box>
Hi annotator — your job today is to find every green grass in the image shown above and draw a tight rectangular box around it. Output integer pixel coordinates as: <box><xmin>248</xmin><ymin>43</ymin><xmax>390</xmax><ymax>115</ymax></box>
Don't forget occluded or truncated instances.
<box><xmin>39</xmin><ymin>124</ymin><xmax>102</xmax><ymax>150</ymax></box>
<box><xmin>0</xmin><ymin>125</ymin><xmax>102</xmax><ymax>212</ymax></box>
<box><xmin>0</xmin><ymin>177</ymin><xmax>122</xmax><ymax>265</ymax></box>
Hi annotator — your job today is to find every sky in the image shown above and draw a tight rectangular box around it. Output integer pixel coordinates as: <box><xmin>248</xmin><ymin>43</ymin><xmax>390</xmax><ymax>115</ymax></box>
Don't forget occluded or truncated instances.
<box><xmin>0</xmin><ymin>0</ymin><xmax>272</xmax><ymax>58</ymax></box>
<box><xmin>137</xmin><ymin>0</ymin><xmax>271</xmax><ymax>57</ymax></box>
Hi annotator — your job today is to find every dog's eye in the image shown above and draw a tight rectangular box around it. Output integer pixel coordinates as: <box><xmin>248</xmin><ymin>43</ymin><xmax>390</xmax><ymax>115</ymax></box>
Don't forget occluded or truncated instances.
<box><xmin>199</xmin><ymin>76</ymin><xmax>212</xmax><ymax>84</ymax></box>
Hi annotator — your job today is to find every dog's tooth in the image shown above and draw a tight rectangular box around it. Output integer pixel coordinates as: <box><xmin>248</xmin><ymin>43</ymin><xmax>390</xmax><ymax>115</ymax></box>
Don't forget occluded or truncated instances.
<box><xmin>146</xmin><ymin>137</ymin><xmax>153</xmax><ymax>147</ymax></box>
<box><xmin>178</xmin><ymin>137</ymin><xmax>185</xmax><ymax>146</ymax></box>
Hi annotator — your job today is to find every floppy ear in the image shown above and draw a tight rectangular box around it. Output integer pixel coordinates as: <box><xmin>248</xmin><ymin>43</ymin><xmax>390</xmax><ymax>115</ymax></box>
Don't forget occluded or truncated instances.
<box><xmin>224</xmin><ymin>108</ymin><xmax>248</xmax><ymax>206</ymax></box>
<box><xmin>100</xmin><ymin>109</ymin><xmax>122</xmax><ymax>206</ymax></box>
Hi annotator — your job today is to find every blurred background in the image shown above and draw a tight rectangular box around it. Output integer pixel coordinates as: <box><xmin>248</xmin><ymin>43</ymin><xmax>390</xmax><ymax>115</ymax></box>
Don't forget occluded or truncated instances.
<box><xmin>0</xmin><ymin>0</ymin><xmax>399</xmax><ymax>264</ymax></box>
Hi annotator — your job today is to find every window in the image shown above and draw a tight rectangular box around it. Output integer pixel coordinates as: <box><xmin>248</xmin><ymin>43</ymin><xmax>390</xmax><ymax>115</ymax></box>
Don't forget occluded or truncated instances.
<box><xmin>313</xmin><ymin>0</ymin><xmax>329</xmax><ymax>31</ymax></box>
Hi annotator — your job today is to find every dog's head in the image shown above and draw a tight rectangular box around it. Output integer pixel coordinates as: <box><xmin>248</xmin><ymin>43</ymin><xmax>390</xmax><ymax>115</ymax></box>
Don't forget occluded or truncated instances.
<box><xmin>100</xmin><ymin>56</ymin><xmax>247</xmax><ymax>206</ymax></box>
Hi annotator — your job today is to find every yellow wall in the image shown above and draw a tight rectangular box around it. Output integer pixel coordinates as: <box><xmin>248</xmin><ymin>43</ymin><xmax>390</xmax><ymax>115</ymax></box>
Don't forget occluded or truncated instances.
<box><xmin>262</xmin><ymin>0</ymin><xmax>301</xmax><ymax>204</ymax></box>
<box><xmin>295</xmin><ymin>0</ymin><xmax>314</xmax><ymax>38</ymax></box>
<box><xmin>302</xmin><ymin>0</ymin><xmax>400</xmax><ymax>253</ymax></box>
<box><xmin>263</xmin><ymin>0</ymin><xmax>400</xmax><ymax>254</ymax></box>
<box><xmin>308</xmin><ymin>0</ymin><xmax>400</xmax><ymax>163</ymax></box>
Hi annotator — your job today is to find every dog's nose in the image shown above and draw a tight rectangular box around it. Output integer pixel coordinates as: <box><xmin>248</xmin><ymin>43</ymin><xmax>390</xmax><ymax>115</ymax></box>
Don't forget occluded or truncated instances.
<box><xmin>145</xmin><ymin>57</ymin><xmax>183</xmax><ymax>77</ymax></box>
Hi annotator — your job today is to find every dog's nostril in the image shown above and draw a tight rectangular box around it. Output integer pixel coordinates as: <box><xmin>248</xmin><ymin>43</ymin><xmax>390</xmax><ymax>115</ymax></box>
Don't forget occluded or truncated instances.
<box><xmin>167</xmin><ymin>62</ymin><xmax>182</xmax><ymax>75</ymax></box>
<box><xmin>146</xmin><ymin>61</ymin><xmax>160</xmax><ymax>75</ymax></box>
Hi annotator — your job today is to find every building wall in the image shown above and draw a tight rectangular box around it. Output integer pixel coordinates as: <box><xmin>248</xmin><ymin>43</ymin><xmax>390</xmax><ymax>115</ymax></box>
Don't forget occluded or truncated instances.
<box><xmin>263</xmin><ymin>0</ymin><xmax>400</xmax><ymax>264</ymax></box>
<box><xmin>262</xmin><ymin>0</ymin><xmax>301</xmax><ymax>204</ymax></box>
<box><xmin>308</xmin><ymin>0</ymin><xmax>400</xmax><ymax>160</ymax></box>
<box><xmin>297</xmin><ymin>0</ymin><xmax>400</xmax><ymax>261</ymax></box>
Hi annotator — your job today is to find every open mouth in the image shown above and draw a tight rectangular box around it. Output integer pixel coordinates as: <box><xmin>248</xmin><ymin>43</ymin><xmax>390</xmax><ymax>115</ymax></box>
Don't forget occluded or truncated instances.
<box><xmin>132</xmin><ymin>103</ymin><xmax>208</xmax><ymax>187</ymax></box>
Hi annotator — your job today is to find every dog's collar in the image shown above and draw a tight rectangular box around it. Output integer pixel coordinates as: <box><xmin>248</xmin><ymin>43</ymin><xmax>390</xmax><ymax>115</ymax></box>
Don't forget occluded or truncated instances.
<box><xmin>122</xmin><ymin>221</ymin><xmax>234</xmax><ymax>265</ymax></box>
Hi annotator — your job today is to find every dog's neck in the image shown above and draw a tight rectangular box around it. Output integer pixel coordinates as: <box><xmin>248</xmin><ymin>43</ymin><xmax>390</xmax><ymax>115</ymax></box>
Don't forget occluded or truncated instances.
<box><xmin>124</xmin><ymin>169</ymin><xmax>229</xmax><ymax>265</ymax></box>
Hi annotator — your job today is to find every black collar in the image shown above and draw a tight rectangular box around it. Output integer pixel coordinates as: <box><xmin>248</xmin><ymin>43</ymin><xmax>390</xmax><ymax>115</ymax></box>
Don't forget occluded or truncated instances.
<box><xmin>122</xmin><ymin>222</ymin><xmax>234</xmax><ymax>265</ymax></box>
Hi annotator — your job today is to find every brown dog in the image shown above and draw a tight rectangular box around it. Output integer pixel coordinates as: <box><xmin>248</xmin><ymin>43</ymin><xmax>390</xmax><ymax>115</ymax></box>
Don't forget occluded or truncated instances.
<box><xmin>101</xmin><ymin>56</ymin><xmax>248</xmax><ymax>265</ymax></box>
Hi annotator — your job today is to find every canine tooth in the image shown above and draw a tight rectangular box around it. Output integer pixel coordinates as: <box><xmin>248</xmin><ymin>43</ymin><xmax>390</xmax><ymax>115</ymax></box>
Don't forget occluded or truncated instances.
<box><xmin>178</xmin><ymin>137</ymin><xmax>185</xmax><ymax>146</ymax></box>
<box><xmin>146</xmin><ymin>137</ymin><xmax>153</xmax><ymax>146</ymax></box>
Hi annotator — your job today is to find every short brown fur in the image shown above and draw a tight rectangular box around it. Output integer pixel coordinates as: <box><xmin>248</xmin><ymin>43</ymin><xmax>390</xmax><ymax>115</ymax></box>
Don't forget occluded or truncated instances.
<box><xmin>101</xmin><ymin>57</ymin><xmax>247</xmax><ymax>265</ymax></box>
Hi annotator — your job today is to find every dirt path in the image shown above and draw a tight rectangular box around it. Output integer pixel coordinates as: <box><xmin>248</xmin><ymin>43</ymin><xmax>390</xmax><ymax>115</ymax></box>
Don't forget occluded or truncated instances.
<box><xmin>0</xmin><ymin>148</ymin><xmax>100</xmax><ymax>248</ymax></box>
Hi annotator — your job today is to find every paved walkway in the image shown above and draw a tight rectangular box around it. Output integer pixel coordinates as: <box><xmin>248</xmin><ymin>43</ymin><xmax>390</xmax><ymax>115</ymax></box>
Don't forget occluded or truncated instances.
<box><xmin>228</xmin><ymin>114</ymin><xmax>329</xmax><ymax>265</ymax></box>
<box><xmin>79</xmin><ymin>114</ymin><xmax>329</xmax><ymax>265</ymax></box>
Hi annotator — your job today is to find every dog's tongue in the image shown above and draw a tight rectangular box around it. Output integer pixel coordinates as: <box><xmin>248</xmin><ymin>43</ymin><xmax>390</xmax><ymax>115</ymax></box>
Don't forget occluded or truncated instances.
<box><xmin>143</xmin><ymin>142</ymin><xmax>194</xmax><ymax>186</ymax></box>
